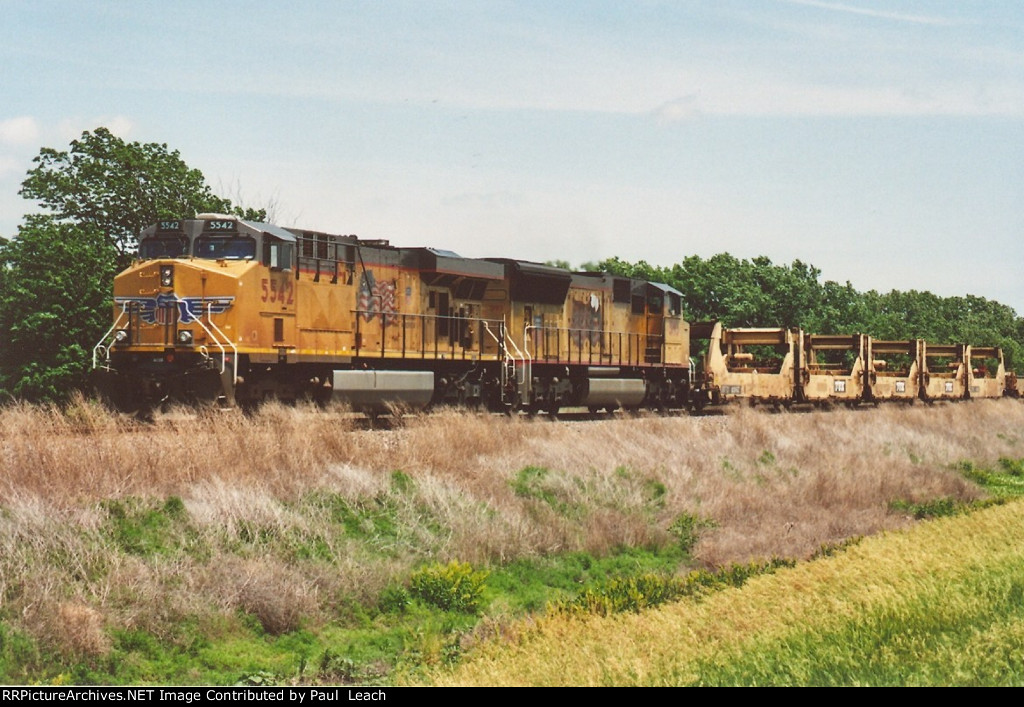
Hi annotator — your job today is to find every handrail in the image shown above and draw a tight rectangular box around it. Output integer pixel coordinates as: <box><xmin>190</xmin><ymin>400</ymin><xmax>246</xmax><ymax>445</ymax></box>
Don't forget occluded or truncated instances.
<box><xmin>92</xmin><ymin>296</ymin><xmax>238</xmax><ymax>384</ymax></box>
<box><xmin>92</xmin><ymin>305</ymin><xmax>130</xmax><ymax>370</ymax></box>
<box><xmin>522</xmin><ymin>324</ymin><xmax>659</xmax><ymax>367</ymax></box>
<box><xmin>483</xmin><ymin>319</ymin><xmax>531</xmax><ymax>403</ymax></box>
<box><xmin>482</xmin><ymin>319</ymin><xmax>525</xmax><ymax>374</ymax></box>
<box><xmin>352</xmin><ymin>309</ymin><xmax>504</xmax><ymax>327</ymax></box>
<box><xmin>174</xmin><ymin>296</ymin><xmax>238</xmax><ymax>383</ymax></box>
<box><xmin>481</xmin><ymin>320</ymin><xmax>504</xmax><ymax>349</ymax></box>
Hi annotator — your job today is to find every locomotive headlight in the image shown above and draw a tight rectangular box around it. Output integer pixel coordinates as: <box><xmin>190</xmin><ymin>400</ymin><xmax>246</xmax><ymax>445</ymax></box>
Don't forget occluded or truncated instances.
<box><xmin>160</xmin><ymin>264</ymin><xmax>174</xmax><ymax>288</ymax></box>
<box><xmin>176</xmin><ymin>330</ymin><xmax>194</xmax><ymax>346</ymax></box>
<box><xmin>114</xmin><ymin>329</ymin><xmax>129</xmax><ymax>345</ymax></box>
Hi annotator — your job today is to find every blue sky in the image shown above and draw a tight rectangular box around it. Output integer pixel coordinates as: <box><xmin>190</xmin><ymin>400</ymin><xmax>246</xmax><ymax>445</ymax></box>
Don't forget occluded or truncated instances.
<box><xmin>3</xmin><ymin>1</ymin><xmax>1023</xmax><ymax>312</ymax></box>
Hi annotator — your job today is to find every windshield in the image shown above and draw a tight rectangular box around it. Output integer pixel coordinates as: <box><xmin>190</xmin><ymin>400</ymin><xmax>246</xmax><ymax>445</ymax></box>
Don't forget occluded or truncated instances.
<box><xmin>139</xmin><ymin>236</ymin><xmax>189</xmax><ymax>259</ymax></box>
<box><xmin>195</xmin><ymin>235</ymin><xmax>256</xmax><ymax>260</ymax></box>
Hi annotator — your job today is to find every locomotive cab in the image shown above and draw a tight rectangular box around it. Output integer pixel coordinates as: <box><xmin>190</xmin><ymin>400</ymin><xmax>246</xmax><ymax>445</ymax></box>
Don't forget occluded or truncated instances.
<box><xmin>95</xmin><ymin>215</ymin><xmax>298</xmax><ymax>406</ymax></box>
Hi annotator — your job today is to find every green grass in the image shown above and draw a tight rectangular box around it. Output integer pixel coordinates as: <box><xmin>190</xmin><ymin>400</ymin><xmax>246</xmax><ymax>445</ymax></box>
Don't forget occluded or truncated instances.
<box><xmin>550</xmin><ymin>559</ymin><xmax>795</xmax><ymax>617</ymax></box>
<box><xmin>509</xmin><ymin>465</ymin><xmax>585</xmax><ymax>519</ymax></box>
<box><xmin>102</xmin><ymin>496</ymin><xmax>196</xmax><ymax>557</ymax></box>
<box><xmin>952</xmin><ymin>458</ymin><xmax>1024</xmax><ymax>498</ymax></box>
<box><xmin>682</xmin><ymin>556</ymin><xmax>1024</xmax><ymax>686</ymax></box>
<box><xmin>889</xmin><ymin>455</ymin><xmax>1024</xmax><ymax>520</ymax></box>
<box><xmin>485</xmin><ymin>546</ymin><xmax>691</xmax><ymax>614</ymax></box>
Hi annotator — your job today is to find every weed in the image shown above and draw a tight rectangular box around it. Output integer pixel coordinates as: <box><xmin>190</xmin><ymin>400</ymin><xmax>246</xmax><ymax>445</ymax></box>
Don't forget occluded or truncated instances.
<box><xmin>550</xmin><ymin>558</ymin><xmax>795</xmax><ymax>617</ymax></box>
<box><xmin>890</xmin><ymin>498</ymin><xmax>964</xmax><ymax>520</ymax></box>
<box><xmin>509</xmin><ymin>466</ymin><xmax>582</xmax><ymax>518</ymax></box>
<box><xmin>409</xmin><ymin>561</ymin><xmax>489</xmax><ymax>614</ymax></box>
<box><xmin>378</xmin><ymin>585</ymin><xmax>411</xmax><ymax>615</ymax></box>
<box><xmin>391</xmin><ymin>470</ymin><xmax>414</xmax><ymax>493</ymax></box>
<box><xmin>102</xmin><ymin>498</ymin><xmax>177</xmax><ymax>556</ymax></box>
<box><xmin>998</xmin><ymin>457</ymin><xmax>1024</xmax><ymax>477</ymax></box>
<box><xmin>954</xmin><ymin>460</ymin><xmax>992</xmax><ymax>486</ymax></box>
<box><xmin>952</xmin><ymin>458</ymin><xmax>1024</xmax><ymax>499</ymax></box>
<box><xmin>313</xmin><ymin>492</ymin><xmax>399</xmax><ymax>544</ymax></box>
<box><xmin>668</xmin><ymin>512</ymin><xmax>716</xmax><ymax>554</ymax></box>
<box><xmin>236</xmin><ymin>670</ymin><xmax>280</xmax><ymax>686</ymax></box>
<box><xmin>318</xmin><ymin>649</ymin><xmax>361</xmax><ymax>683</ymax></box>
<box><xmin>810</xmin><ymin>537</ymin><xmax>863</xmax><ymax>559</ymax></box>
<box><xmin>510</xmin><ymin>466</ymin><xmax>550</xmax><ymax>500</ymax></box>
<box><xmin>645</xmin><ymin>480</ymin><xmax>668</xmax><ymax>508</ymax></box>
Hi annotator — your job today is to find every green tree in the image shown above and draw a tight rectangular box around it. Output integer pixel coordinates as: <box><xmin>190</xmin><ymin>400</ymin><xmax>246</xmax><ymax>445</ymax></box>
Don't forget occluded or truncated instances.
<box><xmin>544</xmin><ymin>259</ymin><xmax>574</xmax><ymax>270</ymax></box>
<box><xmin>19</xmin><ymin>127</ymin><xmax>265</xmax><ymax>265</ymax></box>
<box><xmin>0</xmin><ymin>216</ymin><xmax>117</xmax><ymax>401</ymax></box>
<box><xmin>591</xmin><ymin>252</ymin><xmax>1024</xmax><ymax>370</ymax></box>
<box><xmin>2</xmin><ymin>127</ymin><xmax>268</xmax><ymax>402</ymax></box>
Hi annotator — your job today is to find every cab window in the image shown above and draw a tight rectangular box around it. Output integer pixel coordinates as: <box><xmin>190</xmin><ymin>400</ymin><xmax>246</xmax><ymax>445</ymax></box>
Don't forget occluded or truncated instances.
<box><xmin>195</xmin><ymin>235</ymin><xmax>256</xmax><ymax>260</ymax></box>
<box><xmin>139</xmin><ymin>236</ymin><xmax>189</xmax><ymax>259</ymax></box>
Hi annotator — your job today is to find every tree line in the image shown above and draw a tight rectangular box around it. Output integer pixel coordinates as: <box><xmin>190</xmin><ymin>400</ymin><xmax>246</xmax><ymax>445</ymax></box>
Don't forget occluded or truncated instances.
<box><xmin>1</xmin><ymin>128</ymin><xmax>1022</xmax><ymax>403</ymax></box>
<box><xmin>592</xmin><ymin>254</ymin><xmax>1024</xmax><ymax>371</ymax></box>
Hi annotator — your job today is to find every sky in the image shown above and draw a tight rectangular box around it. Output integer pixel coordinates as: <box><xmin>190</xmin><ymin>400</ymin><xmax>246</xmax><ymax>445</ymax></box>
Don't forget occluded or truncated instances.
<box><xmin>2</xmin><ymin>0</ymin><xmax>1023</xmax><ymax>312</ymax></box>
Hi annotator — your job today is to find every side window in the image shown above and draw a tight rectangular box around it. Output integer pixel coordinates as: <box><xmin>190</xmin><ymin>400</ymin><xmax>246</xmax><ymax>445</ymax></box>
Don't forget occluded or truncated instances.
<box><xmin>264</xmin><ymin>240</ymin><xmax>293</xmax><ymax>270</ymax></box>
<box><xmin>613</xmin><ymin>279</ymin><xmax>631</xmax><ymax>303</ymax></box>
<box><xmin>667</xmin><ymin>293</ymin><xmax>681</xmax><ymax>317</ymax></box>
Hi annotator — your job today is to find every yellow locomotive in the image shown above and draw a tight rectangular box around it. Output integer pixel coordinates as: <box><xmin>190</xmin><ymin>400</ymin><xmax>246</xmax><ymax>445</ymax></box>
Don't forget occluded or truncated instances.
<box><xmin>93</xmin><ymin>215</ymin><xmax>693</xmax><ymax>411</ymax></box>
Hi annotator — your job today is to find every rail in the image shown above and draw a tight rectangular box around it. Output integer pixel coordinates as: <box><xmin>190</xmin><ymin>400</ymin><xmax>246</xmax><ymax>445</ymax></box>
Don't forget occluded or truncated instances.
<box><xmin>351</xmin><ymin>310</ymin><xmax>505</xmax><ymax>360</ymax></box>
<box><xmin>92</xmin><ymin>305</ymin><xmax>131</xmax><ymax>370</ymax></box>
<box><xmin>177</xmin><ymin>296</ymin><xmax>238</xmax><ymax>384</ymax></box>
<box><xmin>484</xmin><ymin>319</ymin><xmax>530</xmax><ymax>404</ymax></box>
<box><xmin>522</xmin><ymin>325</ymin><xmax>664</xmax><ymax>367</ymax></box>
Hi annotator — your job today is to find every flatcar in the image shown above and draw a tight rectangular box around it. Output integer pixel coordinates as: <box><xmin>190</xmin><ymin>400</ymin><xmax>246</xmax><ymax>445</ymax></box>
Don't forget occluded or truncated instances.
<box><xmin>696</xmin><ymin>322</ymin><xmax>1010</xmax><ymax>407</ymax></box>
<box><xmin>93</xmin><ymin>216</ymin><xmax>693</xmax><ymax>412</ymax></box>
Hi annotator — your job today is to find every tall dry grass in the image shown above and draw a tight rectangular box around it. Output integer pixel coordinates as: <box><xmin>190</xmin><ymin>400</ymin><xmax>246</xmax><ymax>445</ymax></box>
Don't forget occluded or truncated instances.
<box><xmin>0</xmin><ymin>396</ymin><xmax>1021</xmax><ymax>663</ymax></box>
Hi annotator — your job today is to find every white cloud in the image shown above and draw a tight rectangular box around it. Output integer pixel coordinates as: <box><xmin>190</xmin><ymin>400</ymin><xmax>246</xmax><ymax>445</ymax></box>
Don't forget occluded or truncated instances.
<box><xmin>57</xmin><ymin>115</ymin><xmax>135</xmax><ymax>143</ymax></box>
<box><xmin>104</xmin><ymin>115</ymin><xmax>135</xmax><ymax>138</ymax></box>
<box><xmin>0</xmin><ymin>116</ymin><xmax>40</xmax><ymax>145</ymax></box>
<box><xmin>653</xmin><ymin>95</ymin><xmax>703</xmax><ymax>123</ymax></box>
<box><xmin>651</xmin><ymin>78</ymin><xmax>1024</xmax><ymax>121</ymax></box>
<box><xmin>781</xmin><ymin>0</ymin><xmax>963</xmax><ymax>27</ymax></box>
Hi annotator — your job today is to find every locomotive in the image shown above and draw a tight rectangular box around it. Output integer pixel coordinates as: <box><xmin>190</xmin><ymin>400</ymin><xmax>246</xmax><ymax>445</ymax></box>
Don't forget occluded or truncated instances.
<box><xmin>93</xmin><ymin>215</ymin><xmax>694</xmax><ymax>412</ymax></box>
<box><xmin>93</xmin><ymin>215</ymin><xmax>1015</xmax><ymax>412</ymax></box>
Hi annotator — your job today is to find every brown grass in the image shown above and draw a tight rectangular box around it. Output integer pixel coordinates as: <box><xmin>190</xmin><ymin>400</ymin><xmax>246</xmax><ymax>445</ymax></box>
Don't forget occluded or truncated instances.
<box><xmin>0</xmin><ymin>396</ymin><xmax>1021</xmax><ymax>661</ymax></box>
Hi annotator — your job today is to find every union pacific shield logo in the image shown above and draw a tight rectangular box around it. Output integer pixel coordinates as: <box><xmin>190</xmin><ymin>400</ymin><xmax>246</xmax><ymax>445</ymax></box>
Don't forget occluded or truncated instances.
<box><xmin>115</xmin><ymin>294</ymin><xmax>234</xmax><ymax>324</ymax></box>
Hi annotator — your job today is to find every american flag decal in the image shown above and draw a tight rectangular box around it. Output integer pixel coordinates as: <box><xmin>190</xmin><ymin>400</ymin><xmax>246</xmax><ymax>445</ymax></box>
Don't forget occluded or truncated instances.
<box><xmin>358</xmin><ymin>271</ymin><xmax>398</xmax><ymax>323</ymax></box>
